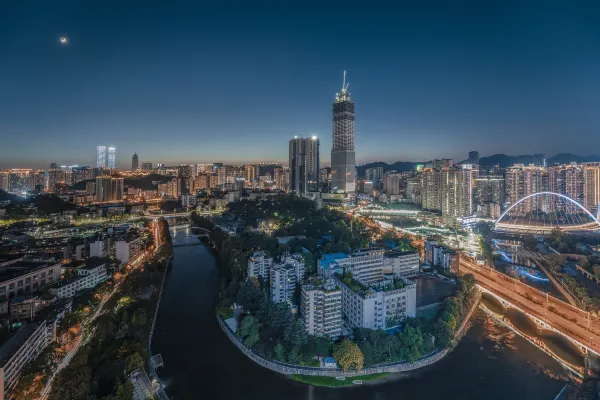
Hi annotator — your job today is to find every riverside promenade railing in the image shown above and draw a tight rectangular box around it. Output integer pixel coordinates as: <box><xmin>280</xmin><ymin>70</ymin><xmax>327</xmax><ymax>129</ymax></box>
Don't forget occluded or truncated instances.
<box><xmin>216</xmin><ymin>293</ymin><xmax>480</xmax><ymax>377</ymax></box>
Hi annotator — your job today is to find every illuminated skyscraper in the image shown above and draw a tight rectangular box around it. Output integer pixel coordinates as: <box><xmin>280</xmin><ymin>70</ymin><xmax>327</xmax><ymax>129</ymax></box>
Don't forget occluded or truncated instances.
<box><xmin>330</xmin><ymin>71</ymin><xmax>355</xmax><ymax>197</ymax></box>
<box><xmin>289</xmin><ymin>136</ymin><xmax>319</xmax><ymax>194</ymax></box>
<box><xmin>132</xmin><ymin>153</ymin><xmax>139</xmax><ymax>171</ymax></box>
<box><xmin>107</xmin><ymin>147</ymin><xmax>116</xmax><ymax>169</ymax></box>
<box><xmin>584</xmin><ymin>163</ymin><xmax>600</xmax><ymax>215</ymax></box>
<box><xmin>96</xmin><ymin>146</ymin><xmax>107</xmax><ymax>168</ymax></box>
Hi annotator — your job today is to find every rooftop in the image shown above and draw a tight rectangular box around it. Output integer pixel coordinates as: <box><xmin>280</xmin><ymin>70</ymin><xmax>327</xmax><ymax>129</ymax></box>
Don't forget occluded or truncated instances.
<box><xmin>79</xmin><ymin>256</ymin><xmax>106</xmax><ymax>270</ymax></box>
<box><xmin>319</xmin><ymin>252</ymin><xmax>347</xmax><ymax>270</ymax></box>
<box><xmin>48</xmin><ymin>274</ymin><xmax>86</xmax><ymax>289</ymax></box>
<box><xmin>385</xmin><ymin>250</ymin><xmax>419</xmax><ymax>258</ymax></box>
<box><xmin>0</xmin><ymin>323</ymin><xmax>42</xmax><ymax>366</ymax></box>
<box><xmin>0</xmin><ymin>261</ymin><xmax>57</xmax><ymax>284</ymax></box>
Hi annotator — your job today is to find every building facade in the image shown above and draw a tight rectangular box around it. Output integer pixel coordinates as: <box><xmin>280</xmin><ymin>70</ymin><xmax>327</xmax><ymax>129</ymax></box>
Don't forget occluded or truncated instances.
<box><xmin>300</xmin><ymin>278</ymin><xmax>342</xmax><ymax>338</ymax></box>
<box><xmin>330</xmin><ymin>72</ymin><xmax>356</xmax><ymax>197</ymax></box>
<box><xmin>289</xmin><ymin>137</ymin><xmax>320</xmax><ymax>195</ymax></box>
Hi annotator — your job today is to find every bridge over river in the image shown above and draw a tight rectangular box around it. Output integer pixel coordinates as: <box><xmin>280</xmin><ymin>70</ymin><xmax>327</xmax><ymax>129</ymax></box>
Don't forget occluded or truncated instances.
<box><xmin>459</xmin><ymin>255</ymin><xmax>600</xmax><ymax>355</ymax></box>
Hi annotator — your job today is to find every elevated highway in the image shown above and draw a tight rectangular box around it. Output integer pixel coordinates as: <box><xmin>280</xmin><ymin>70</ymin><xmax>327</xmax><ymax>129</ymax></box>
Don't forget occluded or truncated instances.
<box><xmin>458</xmin><ymin>255</ymin><xmax>600</xmax><ymax>355</ymax></box>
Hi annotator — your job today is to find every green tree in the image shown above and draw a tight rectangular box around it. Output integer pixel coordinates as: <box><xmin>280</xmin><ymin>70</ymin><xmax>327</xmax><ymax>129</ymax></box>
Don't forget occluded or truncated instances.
<box><xmin>49</xmin><ymin>362</ymin><xmax>92</xmax><ymax>400</ymax></box>
<box><xmin>237</xmin><ymin>279</ymin><xmax>264</xmax><ymax>313</ymax></box>
<box><xmin>239</xmin><ymin>315</ymin><xmax>261</xmax><ymax>348</ymax></box>
<box><xmin>283</xmin><ymin>319</ymin><xmax>308</xmax><ymax>348</ymax></box>
<box><xmin>131</xmin><ymin>308</ymin><xmax>147</xmax><ymax>328</ymax></box>
<box><xmin>126</xmin><ymin>352</ymin><xmax>144</xmax><ymax>373</ymax></box>
<box><xmin>433</xmin><ymin>319</ymin><xmax>453</xmax><ymax>348</ymax></box>
<box><xmin>333</xmin><ymin>339</ymin><xmax>364</xmax><ymax>372</ymax></box>
<box><xmin>115</xmin><ymin>380</ymin><xmax>134</xmax><ymax>400</ymax></box>
<box><xmin>579</xmin><ymin>257</ymin><xmax>591</xmax><ymax>270</ymax></box>
<box><xmin>274</xmin><ymin>343</ymin><xmax>286</xmax><ymax>362</ymax></box>
<box><xmin>359</xmin><ymin>341</ymin><xmax>374</xmax><ymax>366</ymax></box>
<box><xmin>397</xmin><ymin>326</ymin><xmax>424</xmax><ymax>363</ymax></box>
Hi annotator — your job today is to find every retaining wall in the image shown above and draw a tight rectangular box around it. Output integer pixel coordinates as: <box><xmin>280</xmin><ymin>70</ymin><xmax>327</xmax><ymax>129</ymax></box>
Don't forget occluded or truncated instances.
<box><xmin>216</xmin><ymin>293</ymin><xmax>481</xmax><ymax>377</ymax></box>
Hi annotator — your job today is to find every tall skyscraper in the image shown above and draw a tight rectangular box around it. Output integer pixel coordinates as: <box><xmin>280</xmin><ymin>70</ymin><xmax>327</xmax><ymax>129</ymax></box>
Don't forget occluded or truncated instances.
<box><xmin>107</xmin><ymin>147</ymin><xmax>116</xmax><ymax>169</ymax></box>
<box><xmin>584</xmin><ymin>163</ymin><xmax>600</xmax><ymax>216</ymax></box>
<box><xmin>132</xmin><ymin>153</ymin><xmax>139</xmax><ymax>171</ymax></box>
<box><xmin>440</xmin><ymin>166</ymin><xmax>473</xmax><ymax>219</ymax></box>
<box><xmin>96</xmin><ymin>176</ymin><xmax>124</xmax><ymax>202</ymax></box>
<box><xmin>330</xmin><ymin>71</ymin><xmax>355</xmax><ymax>197</ymax></box>
<box><xmin>141</xmin><ymin>162</ymin><xmax>153</xmax><ymax>171</ymax></box>
<box><xmin>96</xmin><ymin>146</ymin><xmax>107</xmax><ymax>168</ymax></box>
<box><xmin>421</xmin><ymin>168</ymin><xmax>441</xmax><ymax>211</ymax></box>
<box><xmin>289</xmin><ymin>136</ymin><xmax>320</xmax><ymax>194</ymax></box>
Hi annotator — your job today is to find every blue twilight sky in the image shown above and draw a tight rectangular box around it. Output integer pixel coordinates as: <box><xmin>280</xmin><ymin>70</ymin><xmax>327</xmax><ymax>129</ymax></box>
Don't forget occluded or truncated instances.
<box><xmin>1</xmin><ymin>1</ymin><xmax>600</xmax><ymax>169</ymax></box>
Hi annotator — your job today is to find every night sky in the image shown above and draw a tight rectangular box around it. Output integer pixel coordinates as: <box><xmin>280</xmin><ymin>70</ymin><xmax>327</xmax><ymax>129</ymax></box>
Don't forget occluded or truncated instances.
<box><xmin>2</xmin><ymin>1</ymin><xmax>600</xmax><ymax>168</ymax></box>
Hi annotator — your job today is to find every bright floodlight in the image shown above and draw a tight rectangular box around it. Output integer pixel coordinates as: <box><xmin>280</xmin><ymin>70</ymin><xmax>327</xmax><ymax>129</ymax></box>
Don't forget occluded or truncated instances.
<box><xmin>312</xmin><ymin>135</ymin><xmax>317</xmax><ymax>140</ymax></box>
<box><xmin>59</xmin><ymin>36</ymin><xmax>68</xmax><ymax>45</ymax></box>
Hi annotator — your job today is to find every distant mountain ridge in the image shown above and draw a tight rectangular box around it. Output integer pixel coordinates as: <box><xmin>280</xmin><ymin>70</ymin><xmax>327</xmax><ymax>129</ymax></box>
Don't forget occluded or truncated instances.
<box><xmin>358</xmin><ymin>153</ymin><xmax>600</xmax><ymax>176</ymax></box>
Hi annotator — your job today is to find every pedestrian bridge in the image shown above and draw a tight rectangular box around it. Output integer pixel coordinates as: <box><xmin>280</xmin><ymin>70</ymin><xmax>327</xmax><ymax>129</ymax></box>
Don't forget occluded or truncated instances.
<box><xmin>170</xmin><ymin>224</ymin><xmax>211</xmax><ymax>246</ymax></box>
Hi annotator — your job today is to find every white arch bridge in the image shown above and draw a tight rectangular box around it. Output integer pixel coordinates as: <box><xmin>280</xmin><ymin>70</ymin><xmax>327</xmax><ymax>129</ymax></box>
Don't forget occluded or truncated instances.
<box><xmin>495</xmin><ymin>192</ymin><xmax>600</xmax><ymax>234</ymax></box>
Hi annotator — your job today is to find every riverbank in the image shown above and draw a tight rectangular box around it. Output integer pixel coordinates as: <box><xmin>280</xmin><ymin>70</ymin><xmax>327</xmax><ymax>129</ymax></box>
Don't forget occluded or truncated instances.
<box><xmin>216</xmin><ymin>288</ymin><xmax>481</xmax><ymax>385</ymax></box>
<box><xmin>46</xmin><ymin>218</ymin><xmax>173</xmax><ymax>400</ymax></box>
<box><xmin>150</xmin><ymin>231</ymin><xmax>567</xmax><ymax>399</ymax></box>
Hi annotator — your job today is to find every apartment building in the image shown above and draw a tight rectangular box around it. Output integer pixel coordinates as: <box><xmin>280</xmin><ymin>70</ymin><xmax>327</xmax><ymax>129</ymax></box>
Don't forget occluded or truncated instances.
<box><xmin>269</xmin><ymin>253</ymin><xmax>306</xmax><ymax>303</ymax></box>
<box><xmin>115</xmin><ymin>235</ymin><xmax>144</xmax><ymax>265</ymax></box>
<box><xmin>300</xmin><ymin>278</ymin><xmax>342</xmax><ymax>338</ymax></box>
<box><xmin>383</xmin><ymin>251</ymin><xmax>420</xmax><ymax>277</ymax></box>
<box><xmin>335</xmin><ymin>274</ymin><xmax>416</xmax><ymax>330</ymax></box>
<box><xmin>247</xmin><ymin>250</ymin><xmax>272</xmax><ymax>280</ymax></box>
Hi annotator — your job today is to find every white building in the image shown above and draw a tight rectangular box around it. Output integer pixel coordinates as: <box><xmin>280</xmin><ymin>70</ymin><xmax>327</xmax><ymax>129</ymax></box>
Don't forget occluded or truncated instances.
<box><xmin>318</xmin><ymin>248</ymin><xmax>384</xmax><ymax>284</ymax></box>
<box><xmin>300</xmin><ymin>278</ymin><xmax>342</xmax><ymax>338</ymax></box>
<box><xmin>383</xmin><ymin>251</ymin><xmax>420</xmax><ymax>277</ymax></box>
<box><xmin>115</xmin><ymin>236</ymin><xmax>144</xmax><ymax>265</ymax></box>
<box><xmin>269</xmin><ymin>253</ymin><xmax>305</xmax><ymax>303</ymax></box>
<box><xmin>0</xmin><ymin>322</ymin><xmax>49</xmax><ymax>398</ymax></box>
<box><xmin>247</xmin><ymin>250</ymin><xmax>272</xmax><ymax>280</ymax></box>
<box><xmin>76</xmin><ymin>257</ymin><xmax>108</xmax><ymax>287</ymax></box>
<box><xmin>335</xmin><ymin>274</ymin><xmax>416</xmax><ymax>330</ymax></box>
<box><xmin>89</xmin><ymin>240</ymin><xmax>104</xmax><ymax>258</ymax></box>
<box><xmin>49</xmin><ymin>258</ymin><xmax>108</xmax><ymax>298</ymax></box>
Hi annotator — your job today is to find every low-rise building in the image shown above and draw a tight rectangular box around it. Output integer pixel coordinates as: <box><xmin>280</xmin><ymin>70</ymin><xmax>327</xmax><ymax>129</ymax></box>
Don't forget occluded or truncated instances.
<box><xmin>48</xmin><ymin>258</ymin><xmax>108</xmax><ymax>298</ymax></box>
<box><xmin>247</xmin><ymin>250</ymin><xmax>272</xmax><ymax>280</ymax></box>
<box><xmin>383</xmin><ymin>251</ymin><xmax>420</xmax><ymax>277</ymax></box>
<box><xmin>335</xmin><ymin>273</ymin><xmax>416</xmax><ymax>330</ymax></box>
<box><xmin>9</xmin><ymin>294</ymin><xmax>54</xmax><ymax>322</ymax></box>
<box><xmin>76</xmin><ymin>257</ymin><xmax>108</xmax><ymax>287</ymax></box>
<box><xmin>0</xmin><ymin>322</ymin><xmax>49</xmax><ymax>398</ymax></box>
<box><xmin>0</xmin><ymin>260</ymin><xmax>62</xmax><ymax>315</ymax></box>
<box><xmin>300</xmin><ymin>277</ymin><xmax>342</xmax><ymax>338</ymax></box>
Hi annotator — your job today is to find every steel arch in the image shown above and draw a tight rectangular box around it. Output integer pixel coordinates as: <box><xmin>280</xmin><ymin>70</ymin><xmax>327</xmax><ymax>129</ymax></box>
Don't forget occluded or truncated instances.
<box><xmin>495</xmin><ymin>191</ymin><xmax>600</xmax><ymax>232</ymax></box>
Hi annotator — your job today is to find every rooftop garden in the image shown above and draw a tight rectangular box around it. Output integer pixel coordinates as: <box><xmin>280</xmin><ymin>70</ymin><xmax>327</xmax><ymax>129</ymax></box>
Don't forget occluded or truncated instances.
<box><xmin>336</xmin><ymin>271</ymin><xmax>371</xmax><ymax>295</ymax></box>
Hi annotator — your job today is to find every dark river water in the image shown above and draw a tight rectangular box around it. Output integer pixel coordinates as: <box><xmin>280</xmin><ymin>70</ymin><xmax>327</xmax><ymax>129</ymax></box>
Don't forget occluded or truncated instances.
<box><xmin>152</xmin><ymin>230</ymin><xmax>570</xmax><ymax>400</ymax></box>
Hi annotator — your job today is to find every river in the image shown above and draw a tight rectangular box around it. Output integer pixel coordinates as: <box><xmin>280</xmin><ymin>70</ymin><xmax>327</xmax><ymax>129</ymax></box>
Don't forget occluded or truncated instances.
<box><xmin>152</xmin><ymin>229</ymin><xmax>570</xmax><ymax>399</ymax></box>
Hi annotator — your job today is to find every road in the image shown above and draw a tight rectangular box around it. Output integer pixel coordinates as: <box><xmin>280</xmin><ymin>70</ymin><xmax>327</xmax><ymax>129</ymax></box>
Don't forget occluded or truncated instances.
<box><xmin>40</xmin><ymin>244</ymin><xmax>152</xmax><ymax>398</ymax></box>
<box><xmin>459</xmin><ymin>256</ymin><xmax>600</xmax><ymax>354</ymax></box>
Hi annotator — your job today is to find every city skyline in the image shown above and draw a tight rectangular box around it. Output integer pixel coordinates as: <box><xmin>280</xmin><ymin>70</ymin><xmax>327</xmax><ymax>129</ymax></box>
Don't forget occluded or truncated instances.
<box><xmin>3</xmin><ymin>2</ymin><xmax>600</xmax><ymax>168</ymax></box>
